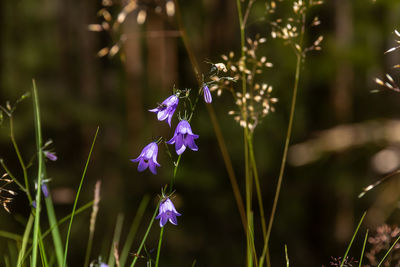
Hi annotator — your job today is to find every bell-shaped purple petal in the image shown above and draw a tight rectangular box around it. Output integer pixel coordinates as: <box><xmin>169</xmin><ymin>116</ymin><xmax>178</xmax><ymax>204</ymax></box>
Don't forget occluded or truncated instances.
<box><xmin>167</xmin><ymin>120</ymin><xmax>199</xmax><ymax>155</ymax></box>
<box><xmin>44</xmin><ymin>151</ymin><xmax>58</xmax><ymax>161</ymax></box>
<box><xmin>155</xmin><ymin>197</ymin><xmax>181</xmax><ymax>227</ymax></box>
<box><xmin>149</xmin><ymin>95</ymin><xmax>179</xmax><ymax>127</ymax></box>
<box><xmin>203</xmin><ymin>85</ymin><xmax>212</xmax><ymax>103</ymax></box>
<box><xmin>131</xmin><ymin>142</ymin><xmax>160</xmax><ymax>175</ymax></box>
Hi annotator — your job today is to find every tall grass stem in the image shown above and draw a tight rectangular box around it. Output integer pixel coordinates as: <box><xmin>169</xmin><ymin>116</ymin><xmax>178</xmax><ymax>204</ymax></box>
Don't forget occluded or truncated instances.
<box><xmin>62</xmin><ymin>127</ymin><xmax>99</xmax><ymax>267</ymax></box>
<box><xmin>32</xmin><ymin>79</ymin><xmax>44</xmax><ymax>267</ymax></box>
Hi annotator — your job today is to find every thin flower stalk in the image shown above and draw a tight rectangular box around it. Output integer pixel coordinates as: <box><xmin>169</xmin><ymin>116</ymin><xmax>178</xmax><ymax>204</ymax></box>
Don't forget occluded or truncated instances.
<box><xmin>261</xmin><ymin>6</ymin><xmax>308</xmax><ymax>267</ymax></box>
<box><xmin>235</xmin><ymin>1</ymin><xmax>259</xmax><ymax>266</ymax></box>
<box><xmin>173</xmin><ymin>0</ymin><xmax>247</xmax><ymax>238</ymax></box>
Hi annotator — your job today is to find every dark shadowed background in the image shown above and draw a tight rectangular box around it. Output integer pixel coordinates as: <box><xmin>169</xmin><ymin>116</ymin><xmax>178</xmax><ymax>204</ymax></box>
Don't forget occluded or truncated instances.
<box><xmin>1</xmin><ymin>0</ymin><xmax>400</xmax><ymax>266</ymax></box>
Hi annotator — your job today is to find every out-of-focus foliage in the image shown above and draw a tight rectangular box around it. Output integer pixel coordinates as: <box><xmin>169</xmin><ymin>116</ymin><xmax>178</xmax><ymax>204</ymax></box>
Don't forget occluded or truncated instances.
<box><xmin>1</xmin><ymin>0</ymin><xmax>400</xmax><ymax>266</ymax></box>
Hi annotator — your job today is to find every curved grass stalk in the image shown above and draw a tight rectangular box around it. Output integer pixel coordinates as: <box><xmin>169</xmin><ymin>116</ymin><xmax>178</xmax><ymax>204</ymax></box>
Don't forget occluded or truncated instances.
<box><xmin>119</xmin><ymin>195</ymin><xmax>150</xmax><ymax>267</ymax></box>
<box><xmin>339</xmin><ymin>211</ymin><xmax>366</xmax><ymax>267</ymax></box>
<box><xmin>62</xmin><ymin>127</ymin><xmax>99</xmax><ymax>267</ymax></box>
<box><xmin>130</xmin><ymin>203</ymin><xmax>159</xmax><ymax>267</ymax></box>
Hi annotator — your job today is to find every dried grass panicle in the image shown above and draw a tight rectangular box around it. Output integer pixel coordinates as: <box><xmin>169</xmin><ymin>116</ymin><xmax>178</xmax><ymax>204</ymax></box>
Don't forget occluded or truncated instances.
<box><xmin>214</xmin><ymin>34</ymin><xmax>277</xmax><ymax>132</ymax></box>
<box><xmin>89</xmin><ymin>180</ymin><xmax>101</xmax><ymax>233</ymax></box>
<box><xmin>0</xmin><ymin>173</ymin><xmax>16</xmax><ymax>213</ymax></box>
<box><xmin>365</xmin><ymin>224</ymin><xmax>400</xmax><ymax>266</ymax></box>
<box><xmin>89</xmin><ymin>0</ymin><xmax>175</xmax><ymax>58</ymax></box>
<box><xmin>375</xmin><ymin>29</ymin><xmax>400</xmax><ymax>92</ymax></box>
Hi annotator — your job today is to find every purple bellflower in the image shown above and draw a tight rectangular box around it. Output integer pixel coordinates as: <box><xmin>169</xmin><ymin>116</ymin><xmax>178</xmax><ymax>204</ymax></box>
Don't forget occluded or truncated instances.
<box><xmin>32</xmin><ymin>183</ymin><xmax>49</xmax><ymax>208</ymax></box>
<box><xmin>131</xmin><ymin>142</ymin><xmax>161</xmax><ymax>175</ymax></box>
<box><xmin>149</xmin><ymin>94</ymin><xmax>179</xmax><ymax>127</ymax></box>
<box><xmin>203</xmin><ymin>84</ymin><xmax>212</xmax><ymax>103</ymax></box>
<box><xmin>156</xmin><ymin>197</ymin><xmax>181</xmax><ymax>227</ymax></box>
<box><xmin>166</xmin><ymin>120</ymin><xmax>199</xmax><ymax>155</ymax></box>
<box><xmin>44</xmin><ymin>151</ymin><xmax>58</xmax><ymax>161</ymax></box>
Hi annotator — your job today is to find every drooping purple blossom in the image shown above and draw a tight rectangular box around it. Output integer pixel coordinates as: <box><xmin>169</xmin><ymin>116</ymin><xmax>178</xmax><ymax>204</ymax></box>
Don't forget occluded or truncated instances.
<box><xmin>203</xmin><ymin>84</ymin><xmax>212</xmax><ymax>103</ymax></box>
<box><xmin>149</xmin><ymin>94</ymin><xmax>179</xmax><ymax>126</ymax></box>
<box><xmin>100</xmin><ymin>263</ymin><xmax>109</xmax><ymax>267</ymax></box>
<box><xmin>32</xmin><ymin>183</ymin><xmax>49</xmax><ymax>208</ymax></box>
<box><xmin>166</xmin><ymin>120</ymin><xmax>199</xmax><ymax>155</ymax></box>
<box><xmin>130</xmin><ymin>142</ymin><xmax>161</xmax><ymax>175</ymax></box>
<box><xmin>155</xmin><ymin>197</ymin><xmax>181</xmax><ymax>227</ymax></box>
<box><xmin>44</xmin><ymin>151</ymin><xmax>58</xmax><ymax>161</ymax></box>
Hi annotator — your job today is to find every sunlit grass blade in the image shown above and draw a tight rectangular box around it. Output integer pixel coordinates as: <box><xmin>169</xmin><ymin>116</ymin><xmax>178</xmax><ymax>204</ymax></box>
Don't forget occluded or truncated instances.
<box><xmin>62</xmin><ymin>127</ymin><xmax>99</xmax><ymax>267</ymax></box>
<box><xmin>32</xmin><ymin>79</ymin><xmax>44</xmax><ymax>267</ymax></box>
<box><xmin>120</xmin><ymin>195</ymin><xmax>150</xmax><ymax>267</ymax></box>
<box><xmin>340</xmin><ymin>211</ymin><xmax>366</xmax><ymax>267</ymax></box>
<box><xmin>359</xmin><ymin>229</ymin><xmax>368</xmax><ymax>267</ymax></box>
<box><xmin>17</xmin><ymin>214</ymin><xmax>34</xmax><ymax>267</ymax></box>
<box><xmin>285</xmin><ymin>244</ymin><xmax>289</xmax><ymax>267</ymax></box>
<box><xmin>377</xmin><ymin>234</ymin><xmax>400</xmax><ymax>267</ymax></box>
<box><xmin>108</xmin><ymin>213</ymin><xmax>124</xmax><ymax>267</ymax></box>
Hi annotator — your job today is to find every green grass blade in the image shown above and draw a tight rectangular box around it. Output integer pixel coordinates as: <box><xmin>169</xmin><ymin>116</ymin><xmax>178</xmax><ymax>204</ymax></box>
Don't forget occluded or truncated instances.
<box><xmin>108</xmin><ymin>213</ymin><xmax>124</xmax><ymax>267</ymax></box>
<box><xmin>24</xmin><ymin>201</ymin><xmax>94</xmax><ymax>261</ymax></box>
<box><xmin>377</xmin><ymin>234</ymin><xmax>400</xmax><ymax>267</ymax></box>
<box><xmin>62</xmin><ymin>127</ymin><xmax>99</xmax><ymax>267</ymax></box>
<box><xmin>155</xmin><ymin>226</ymin><xmax>164</xmax><ymax>267</ymax></box>
<box><xmin>130</xmin><ymin>202</ymin><xmax>159</xmax><ymax>267</ymax></box>
<box><xmin>32</xmin><ymin>79</ymin><xmax>44</xmax><ymax>267</ymax></box>
<box><xmin>359</xmin><ymin>230</ymin><xmax>369</xmax><ymax>267</ymax></box>
<box><xmin>340</xmin><ymin>211</ymin><xmax>366</xmax><ymax>267</ymax></box>
<box><xmin>120</xmin><ymin>195</ymin><xmax>150</xmax><ymax>267</ymax></box>
<box><xmin>38</xmin><ymin>231</ymin><xmax>49</xmax><ymax>267</ymax></box>
<box><xmin>43</xmin><ymin>169</ymin><xmax>64</xmax><ymax>266</ymax></box>
<box><xmin>285</xmin><ymin>244</ymin><xmax>289</xmax><ymax>267</ymax></box>
<box><xmin>17</xmin><ymin>214</ymin><xmax>34</xmax><ymax>267</ymax></box>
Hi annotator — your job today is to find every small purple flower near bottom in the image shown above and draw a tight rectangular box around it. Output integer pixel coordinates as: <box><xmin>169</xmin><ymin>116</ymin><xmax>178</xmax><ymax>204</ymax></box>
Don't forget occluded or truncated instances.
<box><xmin>203</xmin><ymin>84</ymin><xmax>212</xmax><ymax>103</ymax></box>
<box><xmin>131</xmin><ymin>142</ymin><xmax>161</xmax><ymax>175</ymax></box>
<box><xmin>167</xmin><ymin>120</ymin><xmax>199</xmax><ymax>155</ymax></box>
<box><xmin>156</xmin><ymin>197</ymin><xmax>181</xmax><ymax>227</ymax></box>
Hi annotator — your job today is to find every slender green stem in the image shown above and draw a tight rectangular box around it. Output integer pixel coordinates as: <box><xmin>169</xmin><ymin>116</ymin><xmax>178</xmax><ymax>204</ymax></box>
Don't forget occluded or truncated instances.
<box><xmin>17</xmin><ymin>214</ymin><xmax>34</xmax><ymax>267</ymax></box>
<box><xmin>24</xmin><ymin>201</ymin><xmax>94</xmax><ymax>261</ymax></box>
<box><xmin>173</xmin><ymin>0</ymin><xmax>247</xmax><ymax>235</ymax></box>
<box><xmin>261</xmin><ymin>11</ymin><xmax>307</xmax><ymax>266</ymax></box>
<box><xmin>377</xmin><ymin>234</ymin><xmax>400</xmax><ymax>267</ymax></box>
<box><xmin>62</xmin><ymin>127</ymin><xmax>99</xmax><ymax>267</ymax></box>
<box><xmin>130</xmin><ymin>203</ymin><xmax>159</xmax><ymax>267</ymax></box>
<box><xmin>248</xmin><ymin>134</ymin><xmax>267</xmax><ymax>241</ymax></box>
<box><xmin>340</xmin><ymin>212</ymin><xmax>366</xmax><ymax>267</ymax></box>
<box><xmin>120</xmin><ymin>195</ymin><xmax>150</xmax><ymax>267</ymax></box>
<box><xmin>285</xmin><ymin>244</ymin><xmax>289</xmax><ymax>267</ymax></box>
<box><xmin>155</xmin><ymin>227</ymin><xmax>164</xmax><ymax>267</ymax></box>
<box><xmin>359</xmin><ymin>230</ymin><xmax>368</xmax><ymax>267</ymax></box>
<box><xmin>32</xmin><ymin>79</ymin><xmax>44</xmax><ymax>267</ymax></box>
<box><xmin>43</xmin><ymin>168</ymin><xmax>64</xmax><ymax>267</ymax></box>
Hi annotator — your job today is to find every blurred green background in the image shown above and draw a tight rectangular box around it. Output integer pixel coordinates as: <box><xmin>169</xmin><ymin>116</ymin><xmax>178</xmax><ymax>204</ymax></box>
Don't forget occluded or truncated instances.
<box><xmin>1</xmin><ymin>0</ymin><xmax>400</xmax><ymax>266</ymax></box>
